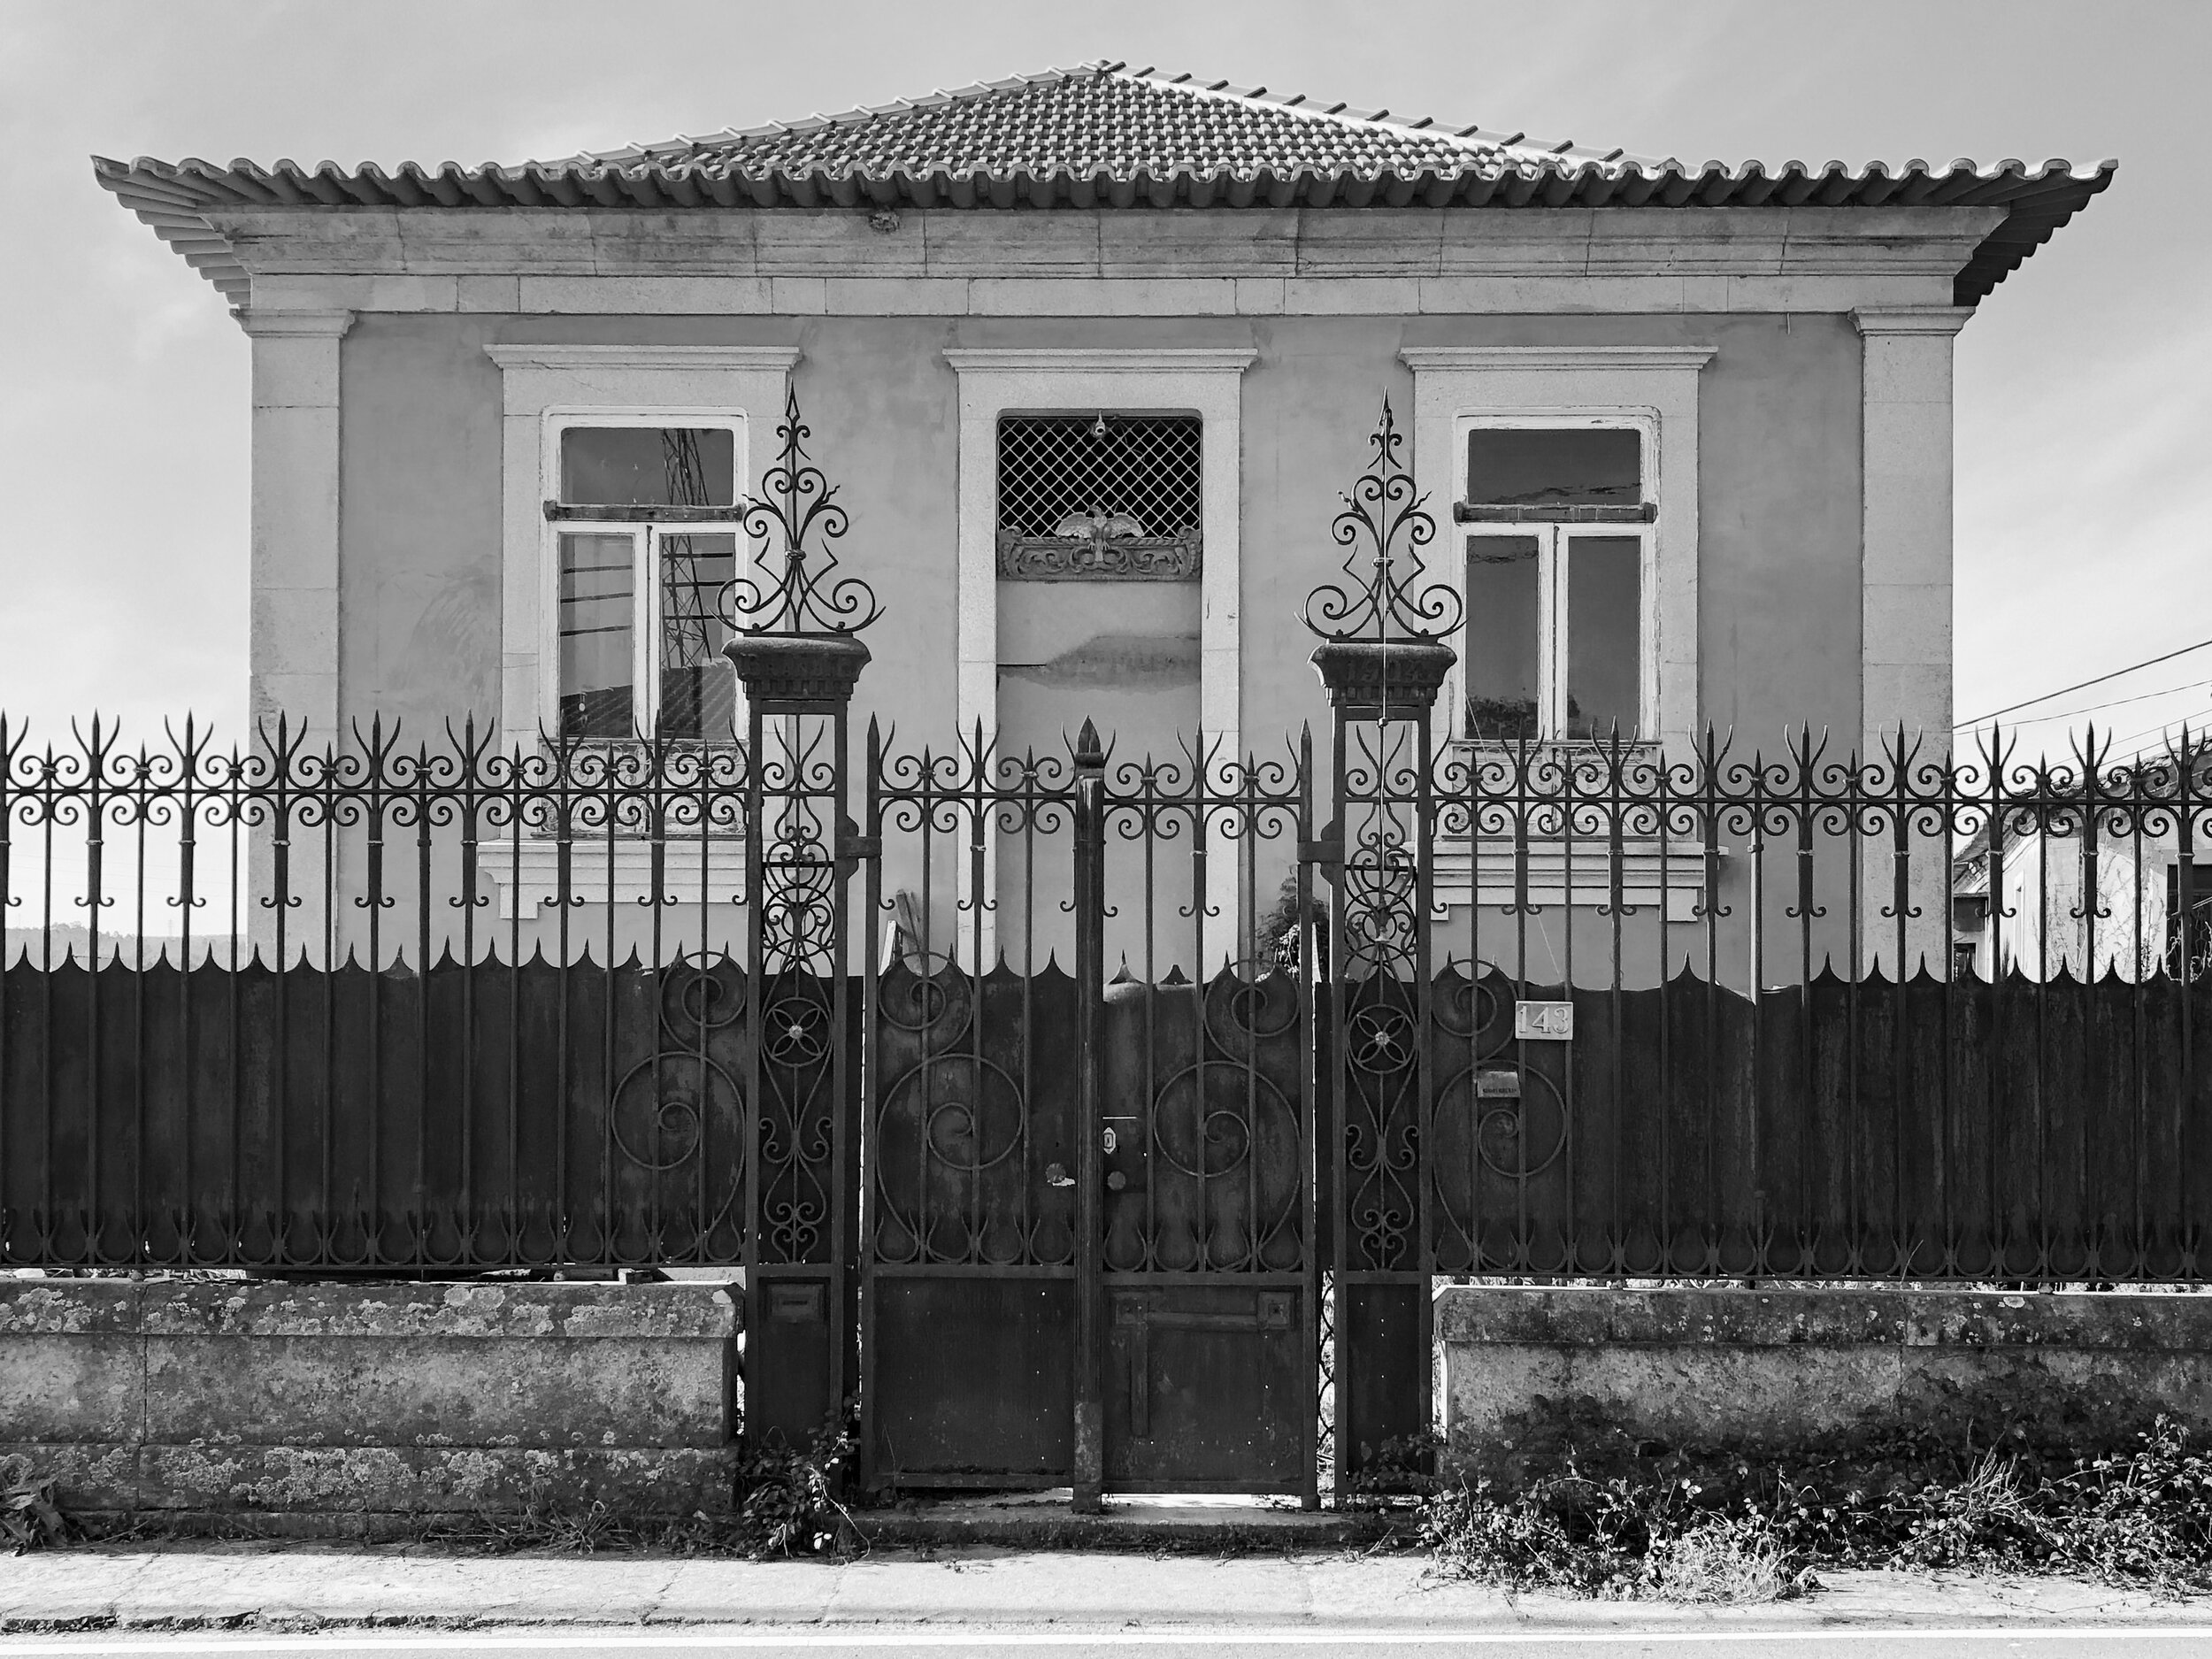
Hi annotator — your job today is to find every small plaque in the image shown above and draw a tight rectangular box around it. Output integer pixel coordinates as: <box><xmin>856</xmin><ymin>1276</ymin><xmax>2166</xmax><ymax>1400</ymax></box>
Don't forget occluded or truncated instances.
<box><xmin>1515</xmin><ymin>1001</ymin><xmax>1575</xmax><ymax>1041</ymax></box>
<box><xmin>1476</xmin><ymin>1069</ymin><xmax>1522</xmax><ymax>1099</ymax></box>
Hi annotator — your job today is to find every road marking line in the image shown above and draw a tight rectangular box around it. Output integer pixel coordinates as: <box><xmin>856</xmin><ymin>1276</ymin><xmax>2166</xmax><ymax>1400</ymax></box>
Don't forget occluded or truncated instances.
<box><xmin>4</xmin><ymin>1627</ymin><xmax>2211</xmax><ymax>1652</ymax></box>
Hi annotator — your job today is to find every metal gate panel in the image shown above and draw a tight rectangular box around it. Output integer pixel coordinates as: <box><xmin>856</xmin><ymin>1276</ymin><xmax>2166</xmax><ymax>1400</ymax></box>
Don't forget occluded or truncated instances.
<box><xmin>1097</xmin><ymin>969</ymin><xmax>1315</xmax><ymax>1497</ymax></box>
<box><xmin>861</xmin><ymin>960</ymin><xmax>1082</xmax><ymax>1488</ymax></box>
<box><xmin>1104</xmin><ymin>1279</ymin><xmax>1310</xmax><ymax>1491</ymax></box>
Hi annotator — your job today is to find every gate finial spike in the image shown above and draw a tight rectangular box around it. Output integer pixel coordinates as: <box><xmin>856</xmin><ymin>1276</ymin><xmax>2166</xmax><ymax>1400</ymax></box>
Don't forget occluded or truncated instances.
<box><xmin>1075</xmin><ymin>718</ymin><xmax>1105</xmax><ymax>768</ymax></box>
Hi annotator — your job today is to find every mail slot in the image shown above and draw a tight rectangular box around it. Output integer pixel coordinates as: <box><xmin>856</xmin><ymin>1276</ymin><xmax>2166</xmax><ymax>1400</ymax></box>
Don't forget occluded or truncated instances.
<box><xmin>768</xmin><ymin>1280</ymin><xmax>826</xmax><ymax>1324</ymax></box>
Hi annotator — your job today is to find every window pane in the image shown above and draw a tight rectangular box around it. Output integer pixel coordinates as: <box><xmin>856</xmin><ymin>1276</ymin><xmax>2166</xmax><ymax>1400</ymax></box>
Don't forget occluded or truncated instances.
<box><xmin>658</xmin><ymin>532</ymin><xmax>738</xmax><ymax>741</ymax></box>
<box><xmin>558</xmin><ymin>532</ymin><xmax>634</xmax><ymax>739</ymax></box>
<box><xmin>1464</xmin><ymin>534</ymin><xmax>1540</xmax><ymax>741</ymax></box>
<box><xmin>560</xmin><ymin>427</ymin><xmax>736</xmax><ymax>508</ymax></box>
<box><xmin>1466</xmin><ymin>428</ymin><xmax>1640</xmax><ymax>507</ymax></box>
<box><xmin>1565</xmin><ymin>535</ymin><xmax>1641</xmax><ymax>741</ymax></box>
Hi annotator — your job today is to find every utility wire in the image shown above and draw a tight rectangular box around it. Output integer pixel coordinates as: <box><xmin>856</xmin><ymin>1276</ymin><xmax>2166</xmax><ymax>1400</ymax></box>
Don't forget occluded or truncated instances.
<box><xmin>1955</xmin><ymin>636</ymin><xmax>2212</xmax><ymax>729</ymax></box>
<box><xmin>1981</xmin><ymin>677</ymin><xmax>2212</xmax><ymax>730</ymax></box>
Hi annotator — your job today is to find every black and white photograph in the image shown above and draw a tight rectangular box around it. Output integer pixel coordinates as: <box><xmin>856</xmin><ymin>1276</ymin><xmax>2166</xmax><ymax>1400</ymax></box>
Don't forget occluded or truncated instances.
<box><xmin>1</xmin><ymin>3</ymin><xmax>2207</xmax><ymax>1653</ymax></box>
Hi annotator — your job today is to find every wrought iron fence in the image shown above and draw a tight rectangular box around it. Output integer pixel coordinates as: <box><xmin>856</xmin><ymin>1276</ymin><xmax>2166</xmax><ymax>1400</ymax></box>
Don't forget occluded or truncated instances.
<box><xmin>4</xmin><ymin>710</ymin><xmax>2212</xmax><ymax>1282</ymax></box>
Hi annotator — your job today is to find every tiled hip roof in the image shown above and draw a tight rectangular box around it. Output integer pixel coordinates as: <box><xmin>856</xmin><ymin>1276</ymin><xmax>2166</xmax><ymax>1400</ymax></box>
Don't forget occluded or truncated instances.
<box><xmin>90</xmin><ymin>61</ymin><xmax>2114</xmax><ymax>311</ymax></box>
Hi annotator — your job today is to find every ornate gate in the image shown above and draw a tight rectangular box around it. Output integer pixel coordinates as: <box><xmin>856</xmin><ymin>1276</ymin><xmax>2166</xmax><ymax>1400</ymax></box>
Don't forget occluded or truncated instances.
<box><xmin>861</xmin><ymin>721</ymin><xmax>1318</xmax><ymax>1508</ymax></box>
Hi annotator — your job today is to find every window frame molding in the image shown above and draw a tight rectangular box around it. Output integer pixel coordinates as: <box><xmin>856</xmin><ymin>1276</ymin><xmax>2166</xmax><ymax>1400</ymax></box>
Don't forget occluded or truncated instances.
<box><xmin>942</xmin><ymin>348</ymin><xmax>1256</xmax><ymax>763</ymax></box>
<box><xmin>941</xmin><ymin>346</ymin><xmax>1256</xmax><ymax>965</ymax></box>
<box><xmin>1459</xmin><ymin>411</ymin><xmax>1658</xmax><ymax>745</ymax></box>
<box><xmin>541</xmin><ymin>412</ymin><xmax>748</xmax><ymax>743</ymax></box>
<box><xmin>485</xmin><ymin>342</ymin><xmax>799</xmax><ymax>753</ymax></box>
<box><xmin>1400</xmin><ymin>345</ymin><xmax>1712</xmax><ymax>757</ymax></box>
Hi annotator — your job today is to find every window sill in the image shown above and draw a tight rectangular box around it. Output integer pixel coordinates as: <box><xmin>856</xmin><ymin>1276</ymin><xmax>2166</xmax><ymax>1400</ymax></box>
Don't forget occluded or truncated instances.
<box><xmin>1432</xmin><ymin>837</ymin><xmax>1722</xmax><ymax>921</ymax></box>
<box><xmin>1452</xmin><ymin>738</ymin><xmax>1662</xmax><ymax>757</ymax></box>
<box><xmin>479</xmin><ymin>838</ymin><xmax>746</xmax><ymax>921</ymax></box>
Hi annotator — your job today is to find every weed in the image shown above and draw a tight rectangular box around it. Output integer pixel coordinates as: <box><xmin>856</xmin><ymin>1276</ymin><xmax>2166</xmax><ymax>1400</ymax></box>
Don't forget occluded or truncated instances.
<box><xmin>1418</xmin><ymin>1416</ymin><xmax>2212</xmax><ymax>1602</ymax></box>
<box><xmin>733</xmin><ymin>1417</ymin><xmax>862</xmax><ymax>1558</ymax></box>
<box><xmin>1643</xmin><ymin>1512</ymin><xmax>1791</xmax><ymax>1604</ymax></box>
<box><xmin>2</xmin><ymin>1454</ymin><xmax>66</xmax><ymax>1554</ymax></box>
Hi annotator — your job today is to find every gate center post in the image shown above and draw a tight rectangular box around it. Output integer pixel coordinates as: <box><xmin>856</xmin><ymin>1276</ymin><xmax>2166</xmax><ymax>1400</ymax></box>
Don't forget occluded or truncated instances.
<box><xmin>1071</xmin><ymin>717</ymin><xmax>1109</xmax><ymax>1513</ymax></box>
<box><xmin>1302</xmin><ymin>399</ymin><xmax>1460</xmax><ymax>1502</ymax></box>
<box><xmin>719</xmin><ymin>383</ymin><xmax>882</xmax><ymax>1457</ymax></box>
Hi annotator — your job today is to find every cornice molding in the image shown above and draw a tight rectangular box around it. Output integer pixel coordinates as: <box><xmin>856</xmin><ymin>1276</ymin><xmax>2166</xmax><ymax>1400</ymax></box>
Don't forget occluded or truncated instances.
<box><xmin>942</xmin><ymin>348</ymin><xmax>1258</xmax><ymax>375</ymax></box>
<box><xmin>1850</xmin><ymin>307</ymin><xmax>1974</xmax><ymax>337</ymax></box>
<box><xmin>483</xmin><ymin>343</ymin><xmax>803</xmax><ymax>372</ymax></box>
<box><xmin>1400</xmin><ymin>345</ymin><xmax>1717</xmax><ymax>373</ymax></box>
<box><xmin>237</xmin><ymin>309</ymin><xmax>355</xmax><ymax>339</ymax></box>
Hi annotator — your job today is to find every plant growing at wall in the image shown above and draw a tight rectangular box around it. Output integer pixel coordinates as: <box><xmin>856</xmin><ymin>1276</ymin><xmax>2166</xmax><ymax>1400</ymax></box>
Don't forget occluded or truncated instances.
<box><xmin>733</xmin><ymin>1416</ymin><xmax>861</xmax><ymax>1558</ymax></box>
<box><xmin>1416</xmin><ymin>1416</ymin><xmax>2212</xmax><ymax>1602</ymax></box>
<box><xmin>1</xmin><ymin>1455</ymin><xmax>65</xmax><ymax>1553</ymax></box>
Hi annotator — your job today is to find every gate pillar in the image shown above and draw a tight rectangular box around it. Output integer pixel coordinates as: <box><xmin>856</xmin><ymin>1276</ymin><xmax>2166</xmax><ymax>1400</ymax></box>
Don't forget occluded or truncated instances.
<box><xmin>721</xmin><ymin>385</ymin><xmax>881</xmax><ymax>1455</ymax></box>
<box><xmin>1302</xmin><ymin>401</ymin><xmax>1460</xmax><ymax>1502</ymax></box>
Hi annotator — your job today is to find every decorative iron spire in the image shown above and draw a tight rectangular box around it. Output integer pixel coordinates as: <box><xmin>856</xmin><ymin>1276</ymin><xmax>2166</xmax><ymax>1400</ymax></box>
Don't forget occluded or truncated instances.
<box><xmin>726</xmin><ymin>381</ymin><xmax>882</xmax><ymax>637</ymax></box>
<box><xmin>721</xmin><ymin>382</ymin><xmax>878</xmax><ymax>706</ymax></box>
<box><xmin>1302</xmin><ymin>398</ymin><xmax>1462</xmax><ymax>646</ymax></box>
<box><xmin>1302</xmin><ymin>399</ymin><xmax>1459</xmax><ymax>718</ymax></box>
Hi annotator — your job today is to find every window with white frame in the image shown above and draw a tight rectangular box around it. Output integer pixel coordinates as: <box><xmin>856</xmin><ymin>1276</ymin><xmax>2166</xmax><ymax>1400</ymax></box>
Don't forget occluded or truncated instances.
<box><xmin>1456</xmin><ymin>419</ymin><xmax>1655</xmax><ymax>744</ymax></box>
<box><xmin>546</xmin><ymin>419</ymin><xmax>745</xmax><ymax>741</ymax></box>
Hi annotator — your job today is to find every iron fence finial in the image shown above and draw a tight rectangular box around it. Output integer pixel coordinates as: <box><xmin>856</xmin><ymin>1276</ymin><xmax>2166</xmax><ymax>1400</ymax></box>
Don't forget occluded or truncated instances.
<box><xmin>1302</xmin><ymin>396</ymin><xmax>1462</xmax><ymax>646</ymax></box>
<box><xmin>726</xmin><ymin>380</ymin><xmax>882</xmax><ymax>638</ymax></box>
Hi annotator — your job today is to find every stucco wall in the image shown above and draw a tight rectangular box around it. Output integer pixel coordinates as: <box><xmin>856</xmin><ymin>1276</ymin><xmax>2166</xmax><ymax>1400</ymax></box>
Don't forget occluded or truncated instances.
<box><xmin>333</xmin><ymin>310</ymin><xmax>1867</xmax><ymax>751</ymax></box>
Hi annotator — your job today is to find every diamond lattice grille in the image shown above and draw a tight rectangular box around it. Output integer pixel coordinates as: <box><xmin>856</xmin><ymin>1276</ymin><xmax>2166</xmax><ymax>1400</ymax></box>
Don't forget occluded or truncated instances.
<box><xmin>996</xmin><ymin>415</ymin><xmax>1202</xmax><ymax>538</ymax></box>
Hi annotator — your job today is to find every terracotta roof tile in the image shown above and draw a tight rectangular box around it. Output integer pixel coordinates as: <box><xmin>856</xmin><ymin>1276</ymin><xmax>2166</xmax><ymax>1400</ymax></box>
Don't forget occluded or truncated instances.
<box><xmin>89</xmin><ymin>59</ymin><xmax>2115</xmax><ymax>311</ymax></box>
<box><xmin>564</xmin><ymin>63</ymin><xmax>1654</xmax><ymax>182</ymax></box>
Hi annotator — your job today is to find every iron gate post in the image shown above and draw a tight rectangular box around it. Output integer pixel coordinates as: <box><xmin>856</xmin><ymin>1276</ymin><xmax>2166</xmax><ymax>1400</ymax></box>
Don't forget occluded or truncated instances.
<box><xmin>720</xmin><ymin>384</ymin><xmax>882</xmax><ymax>1459</ymax></box>
<box><xmin>1071</xmin><ymin>718</ymin><xmax>1108</xmax><ymax>1513</ymax></box>
<box><xmin>1302</xmin><ymin>400</ymin><xmax>1460</xmax><ymax>1504</ymax></box>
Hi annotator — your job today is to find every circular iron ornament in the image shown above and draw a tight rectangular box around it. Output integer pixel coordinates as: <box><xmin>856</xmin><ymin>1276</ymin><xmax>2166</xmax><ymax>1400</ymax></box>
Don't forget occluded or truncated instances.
<box><xmin>1457</xmin><ymin>1064</ymin><xmax>1569</xmax><ymax>1181</ymax></box>
<box><xmin>1347</xmin><ymin>1004</ymin><xmax>1419</xmax><ymax>1075</ymax></box>
<box><xmin>763</xmin><ymin>995</ymin><xmax>833</xmax><ymax>1068</ymax></box>
<box><xmin>608</xmin><ymin>1052</ymin><xmax>741</xmax><ymax>1173</ymax></box>
<box><xmin>1431</xmin><ymin>965</ymin><xmax>1509</xmax><ymax>1056</ymax></box>
<box><xmin>882</xmin><ymin>1051</ymin><xmax>1030</xmax><ymax>1177</ymax></box>
<box><xmin>876</xmin><ymin>956</ymin><xmax>974</xmax><ymax>1043</ymax></box>
<box><xmin>1199</xmin><ymin>963</ymin><xmax>1299</xmax><ymax>1058</ymax></box>
<box><xmin>659</xmin><ymin>953</ymin><xmax>745</xmax><ymax>1049</ymax></box>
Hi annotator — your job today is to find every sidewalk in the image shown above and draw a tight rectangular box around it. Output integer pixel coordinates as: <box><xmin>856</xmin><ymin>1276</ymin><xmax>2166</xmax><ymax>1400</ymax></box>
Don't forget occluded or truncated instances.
<box><xmin>4</xmin><ymin>1541</ymin><xmax>2211</xmax><ymax>1638</ymax></box>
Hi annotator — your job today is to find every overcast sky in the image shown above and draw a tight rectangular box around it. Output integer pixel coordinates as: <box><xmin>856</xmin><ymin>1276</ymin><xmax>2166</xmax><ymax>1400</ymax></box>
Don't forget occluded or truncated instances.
<box><xmin>0</xmin><ymin>0</ymin><xmax>2198</xmax><ymax>762</ymax></box>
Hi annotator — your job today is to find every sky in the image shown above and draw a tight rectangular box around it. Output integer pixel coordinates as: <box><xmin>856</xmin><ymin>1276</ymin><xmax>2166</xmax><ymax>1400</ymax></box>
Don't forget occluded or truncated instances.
<box><xmin>0</xmin><ymin>0</ymin><xmax>2201</xmax><ymax>766</ymax></box>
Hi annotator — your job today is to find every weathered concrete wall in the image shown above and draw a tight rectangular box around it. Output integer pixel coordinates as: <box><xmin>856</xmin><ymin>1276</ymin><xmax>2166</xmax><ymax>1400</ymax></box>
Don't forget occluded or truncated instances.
<box><xmin>0</xmin><ymin>1278</ymin><xmax>739</xmax><ymax>1532</ymax></box>
<box><xmin>1440</xmin><ymin>1286</ymin><xmax>2212</xmax><ymax>1471</ymax></box>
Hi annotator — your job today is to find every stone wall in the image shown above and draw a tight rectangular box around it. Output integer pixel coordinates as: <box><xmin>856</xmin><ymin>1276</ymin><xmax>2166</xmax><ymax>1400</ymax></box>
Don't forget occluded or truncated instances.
<box><xmin>1439</xmin><ymin>1285</ymin><xmax>2212</xmax><ymax>1471</ymax></box>
<box><xmin>1</xmin><ymin>1277</ymin><xmax>739</xmax><ymax>1533</ymax></box>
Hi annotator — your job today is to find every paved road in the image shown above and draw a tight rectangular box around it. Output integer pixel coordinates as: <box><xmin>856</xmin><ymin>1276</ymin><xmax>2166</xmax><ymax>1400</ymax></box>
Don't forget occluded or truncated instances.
<box><xmin>9</xmin><ymin>1631</ymin><xmax>2212</xmax><ymax>1656</ymax></box>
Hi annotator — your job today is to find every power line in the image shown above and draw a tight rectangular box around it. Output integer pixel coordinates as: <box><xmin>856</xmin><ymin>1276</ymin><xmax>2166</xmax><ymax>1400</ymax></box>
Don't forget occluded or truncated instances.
<box><xmin>1955</xmin><ymin>636</ymin><xmax>2212</xmax><ymax>728</ymax></box>
<box><xmin>1983</xmin><ymin>676</ymin><xmax>2212</xmax><ymax>730</ymax></box>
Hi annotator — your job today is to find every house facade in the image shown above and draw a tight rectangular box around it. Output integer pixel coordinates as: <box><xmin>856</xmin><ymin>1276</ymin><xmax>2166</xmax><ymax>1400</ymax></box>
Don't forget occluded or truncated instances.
<box><xmin>96</xmin><ymin>62</ymin><xmax>2109</xmax><ymax>975</ymax></box>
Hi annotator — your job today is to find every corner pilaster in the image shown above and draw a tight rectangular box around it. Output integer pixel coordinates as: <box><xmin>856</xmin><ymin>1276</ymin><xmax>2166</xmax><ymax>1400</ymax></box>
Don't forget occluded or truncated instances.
<box><xmin>1853</xmin><ymin>307</ymin><xmax>1971</xmax><ymax>760</ymax></box>
<box><xmin>240</xmin><ymin>308</ymin><xmax>354</xmax><ymax>737</ymax></box>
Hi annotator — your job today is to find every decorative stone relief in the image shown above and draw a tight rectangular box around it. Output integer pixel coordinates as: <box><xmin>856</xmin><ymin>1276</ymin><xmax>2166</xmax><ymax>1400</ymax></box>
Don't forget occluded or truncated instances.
<box><xmin>996</xmin><ymin>511</ymin><xmax>1201</xmax><ymax>580</ymax></box>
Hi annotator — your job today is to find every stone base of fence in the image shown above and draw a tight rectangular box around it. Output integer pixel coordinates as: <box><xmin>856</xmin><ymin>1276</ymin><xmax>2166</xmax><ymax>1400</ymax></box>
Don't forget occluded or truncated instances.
<box><xmin>2</xmin><ymin>1277</ymin><xmax>740</xmax><ymax>1535</ymax></box>
<box><xmin>1438</xmin><ymin>1284</ymin><xmax>2212</xmax><ymax>1472</ymax></box>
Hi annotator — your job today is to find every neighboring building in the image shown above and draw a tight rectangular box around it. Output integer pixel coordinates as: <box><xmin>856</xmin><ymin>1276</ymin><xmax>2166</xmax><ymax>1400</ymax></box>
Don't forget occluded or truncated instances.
<box><xmin>95</xmin><ymin>60</ymin><xmax>2110</xmax><ymax>971</ymax></box>
<box><xmin>1952</xmin><ymin>749</ymin><xmax>2212</xmax><ymax>982</ymax></box>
